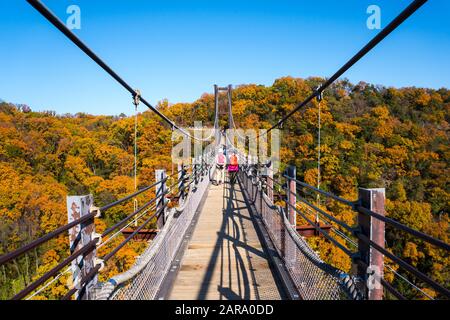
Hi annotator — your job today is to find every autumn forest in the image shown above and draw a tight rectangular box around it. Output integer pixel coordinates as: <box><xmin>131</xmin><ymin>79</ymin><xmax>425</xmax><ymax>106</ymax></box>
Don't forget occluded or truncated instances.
<box><xmin>0</xmin><ymin>76</ymin><xmax>448</xmax><ymax>299</ymax></box>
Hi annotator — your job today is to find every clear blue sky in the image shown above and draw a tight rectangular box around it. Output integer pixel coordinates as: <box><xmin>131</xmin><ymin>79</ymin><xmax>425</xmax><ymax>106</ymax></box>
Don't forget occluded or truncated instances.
<box><xmin>0</xmin><ymin>0</ymin><xmax>448</xmax><ymax>115</ymax></box>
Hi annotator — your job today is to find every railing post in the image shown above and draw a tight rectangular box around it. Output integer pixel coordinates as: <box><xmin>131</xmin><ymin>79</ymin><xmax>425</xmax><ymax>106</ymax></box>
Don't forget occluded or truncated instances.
<box><xmin>267</xmin><ymin>162</ymin><xmax>274</xmax><ymax>202</ymax></box>
<box><xmin>357</xmin><ymin>188</ymin><xmax>385</xmax><ymax>300</ymax></box>
<box><xmin>283</xmin><ymin>166</ymin><xmax>297</xmax><ymax>270</ymax></box>
<box><xmin>257</xmin><ymin>162</ymin><xmax>263</xmax><ymax>214</ymax></box>
<box><xmin>155</xmin><ymin>169</ymin><xmax>167</xmax><ymax>229</ymax></box>
<box><xmin>67</xmin><ymin>194</ymin><xmax>97</xmax><ymax>300</ymax></box>
<box><xmin>285</xmin><ymin>166</ymin><xmax>296</xmax><ymax>226</ymax></box>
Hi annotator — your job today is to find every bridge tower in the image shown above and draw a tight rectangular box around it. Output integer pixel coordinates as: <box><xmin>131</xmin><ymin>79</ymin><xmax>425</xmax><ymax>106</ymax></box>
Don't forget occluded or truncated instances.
<box><xmin>215</xmin><ymin>84</ymin><xmax>233</xmax><ymax>130</ymax></box>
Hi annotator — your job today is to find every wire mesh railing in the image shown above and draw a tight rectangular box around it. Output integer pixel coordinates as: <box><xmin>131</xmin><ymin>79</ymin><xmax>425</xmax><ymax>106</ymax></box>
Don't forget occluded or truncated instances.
<box><xmin>278</xmin><ymin>172</ymin><xmax>450</xmax><ymax>300</ymax></box>
<box><xmin>238</xmin><ymin>167</ymin><xmax>361</xmax><ymax>300</ymax></box>
<box><xmin>240</xmin><ymin>169</ymin><xmax>361</xmax><ymax>300</ymax></box>
<box><xmin>108</xmin><ymin>161</ymin><xmax>213</xmax><ymax>300</ymax></box>
<box><xmin>235</xmin><ymin>158</ymin><xmax>450</xmax><ymax>300</ymax></box>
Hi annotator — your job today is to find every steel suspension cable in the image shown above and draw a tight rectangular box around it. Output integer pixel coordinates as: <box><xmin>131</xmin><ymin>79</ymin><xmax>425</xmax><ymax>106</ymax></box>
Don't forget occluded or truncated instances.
<box><xmin>258</xmin><ymin>0</ymin><xmax>428</xmax><ymax>138</ymax></box>
<box><xmin>133</xmin><ymin>92</ymin><xmax>140</xmax><ymax>225</ymax></box>
<box><xmin>316</xmin><ymin>91</ymin><xmax>322</xmax><ymax>225</ymax></box>
<box><xmin>26</xmin><ymin>0</ymin><xmax>200</xmax><ymax>141</ymax></box>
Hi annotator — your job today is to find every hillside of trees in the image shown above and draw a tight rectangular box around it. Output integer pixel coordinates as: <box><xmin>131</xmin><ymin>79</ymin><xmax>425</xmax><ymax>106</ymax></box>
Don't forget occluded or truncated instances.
<box><xmin>0</xmin><ymin>76</ymin><xmax>448</xmax><ymax>299</ymax></box>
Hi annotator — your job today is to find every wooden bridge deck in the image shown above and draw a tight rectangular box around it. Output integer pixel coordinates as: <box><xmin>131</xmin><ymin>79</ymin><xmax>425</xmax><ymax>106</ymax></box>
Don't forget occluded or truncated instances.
<box><xmin>168</xmin><ymin>179</ymin><xmax>285</xmax><ymax>300</ymax></box>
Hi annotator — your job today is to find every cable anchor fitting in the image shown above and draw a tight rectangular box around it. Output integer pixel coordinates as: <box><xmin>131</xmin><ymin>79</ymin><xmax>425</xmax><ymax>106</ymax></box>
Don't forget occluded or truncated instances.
<box><xmin>94</xmin><ymin>258</ymin><xmax>105</xmax><ymax>272</ymax></box>
<box><xmin>133</xmin><ymin>89</ymin><xmax>141</xmax><ymax>107</ymax></box>
<box><xmin>92</xmin><ymin>232</ymin><xmax>103</xmax><ymax>246</ymax></box>
<box><xmin>316</xmin><ymin>86</ymin><xmax>323</xmax><ymax>102</ymax></box>
<box><xmin>90</xmin><ymin>206</ymin><xmax>101</xmax><ymax>218</ymax></box>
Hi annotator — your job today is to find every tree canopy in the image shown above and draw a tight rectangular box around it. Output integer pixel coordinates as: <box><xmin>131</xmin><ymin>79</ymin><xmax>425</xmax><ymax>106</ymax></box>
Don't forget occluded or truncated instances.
<box><xmin>0</xmin><ymin>76</ymin><xmax>448</xmax><ymax>299</ymax></box>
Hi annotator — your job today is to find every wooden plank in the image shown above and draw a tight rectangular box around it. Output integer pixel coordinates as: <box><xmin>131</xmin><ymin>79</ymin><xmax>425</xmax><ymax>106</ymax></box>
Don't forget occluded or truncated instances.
<box><xmin>169</xmin><ymin>181</ymin><xmax>283</xmax><ymax>300</ymax></box>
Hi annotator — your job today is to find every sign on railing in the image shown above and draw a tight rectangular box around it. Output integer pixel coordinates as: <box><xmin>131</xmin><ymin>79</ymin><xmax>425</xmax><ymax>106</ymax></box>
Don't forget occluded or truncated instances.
<box><xmin>67</xmin><ymin>195</ymin><xmax>97</xmax><ymax>300</ymax></box>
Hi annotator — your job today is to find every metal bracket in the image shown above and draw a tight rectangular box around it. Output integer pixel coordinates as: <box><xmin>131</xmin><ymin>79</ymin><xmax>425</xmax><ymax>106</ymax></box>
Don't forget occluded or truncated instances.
<box><xmin>94</xmin><ymin>258</ymin><xmax>105</xmax><ymax>272</ymax></box>
<box><xmin>316</xmin><ymin>86</ymin><xmax>323</xmax><ymax>102</ymax></box>
<box><xmin>90</xmin><ymin>205</ymin><xmax>101</xmax><ymax>218</ymax></box>
<box><xmin>133</xmin><ymin>89</ymin><xmax>141</xmax><ymax>107</ymax></box>
<box><xmin>92</xmin><ymin>232</ymin><xmax>102</xmax><ymax>246</ymax></box>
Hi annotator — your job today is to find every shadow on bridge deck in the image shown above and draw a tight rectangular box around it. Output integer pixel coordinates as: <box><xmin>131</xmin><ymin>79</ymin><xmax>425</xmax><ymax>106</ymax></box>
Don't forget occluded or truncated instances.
<box><xmin>167</xmin><ymin>177</ymin><xmax>287</xmax><ymax>300</ymax></box>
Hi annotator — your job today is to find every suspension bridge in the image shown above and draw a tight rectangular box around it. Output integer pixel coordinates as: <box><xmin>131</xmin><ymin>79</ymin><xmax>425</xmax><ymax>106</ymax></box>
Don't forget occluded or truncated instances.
<box><xmin>1</xmin><ymin>0</ymin><xmax>449</xmax><ymax>300</ymax></box>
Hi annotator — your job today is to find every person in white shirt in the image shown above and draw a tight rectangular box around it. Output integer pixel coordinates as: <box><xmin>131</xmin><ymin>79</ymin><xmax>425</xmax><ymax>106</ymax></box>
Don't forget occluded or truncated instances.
<box><xmin>215</xmin><ymin>150</ymin><xmax>226</xmax><ymax>185</ymax></box>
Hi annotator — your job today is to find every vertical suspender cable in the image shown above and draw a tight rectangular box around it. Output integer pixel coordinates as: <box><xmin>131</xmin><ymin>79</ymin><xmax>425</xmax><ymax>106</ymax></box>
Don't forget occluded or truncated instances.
<box><xmin>171</xmin><ymin>126</ymin><xmax>174</xmax><ymax>177</ymax></box>
<box><xmin>133</xmin><ymin>90</ymin><xmax>141</xmax><ymax>226</ymax></box>
<box><xmin>316</xmin><ymin>89</ymin><xmax>323</xmax><ymax>225</ymax></box>
<box><xmin>134</xmin><ymin>104</ymin><xmax>138</xmax><ymax>191</ymax></box>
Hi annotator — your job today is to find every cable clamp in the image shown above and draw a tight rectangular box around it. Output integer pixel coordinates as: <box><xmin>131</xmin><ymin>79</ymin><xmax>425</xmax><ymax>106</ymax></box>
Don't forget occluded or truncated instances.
<box><xmin>133</xmin><ymin>89</ymin><xmax>141</xmax><ymax>107</ymax></box>
<box><xmin>94</xmin><ymin>258</ymin><xmax>105</xmax><ymax>272</ymax></box>
<box><xmin>316</xmin><ymin>86</ymin><xmax>323</xmax><ymax>102</ymax></box>
<box><xmin>90</xmin><ymin>206</ymin><xmax>101</xmax><ymax>218</ymax></box>
<box><xmin>92</xmin><ymin>233</ymin><xmax>102</xmax><ymax>246</ymax></box>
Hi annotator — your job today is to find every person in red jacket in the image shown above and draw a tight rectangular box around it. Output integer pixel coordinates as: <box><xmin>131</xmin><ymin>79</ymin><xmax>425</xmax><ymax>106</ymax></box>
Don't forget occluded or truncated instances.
<box><xmin>227</xmin><ymin>151</ymin><xmax>239</xmax><ymax>185</ymax></box>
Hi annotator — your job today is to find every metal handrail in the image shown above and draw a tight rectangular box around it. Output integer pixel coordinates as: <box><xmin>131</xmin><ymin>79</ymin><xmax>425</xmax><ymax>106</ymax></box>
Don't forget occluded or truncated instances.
<box><xmin>0</xmin><ymin>213</ymin><xmax>95</xmax><ymax>266</ymax></box>
<box><xmin>355</xmin><ymin>232</ymin><xmax>450</xmax><ymax>298</ymax></box>
<box><xmin>284</xmin><ymin>175</ymin><xmax>450</xmax><ymax>251</ymax></box>
<box><xmin>99</xmin><ymin>178</ymin><xmax>166</xmax><ymax>212</ymax></box>
<box><xmin>62</xmin><ymin>166</ymin><xmax>206</xmax><ymax>300</ymax></box>
<box><xmin>0</xmin><ymin>180</ymin><xmax>167</xmax><ymax>267</ymax></box>
<box><xmin>356</xmin><ymin>205</ymin><xmax>450</xmax><ymax>251</ymax></box>
<box><xmin>276</xmin><ymin>171</ymin><xmax>450</xmax><ymax>299</ymax></box>
<box><xmin>102</xmin><ymin>193</ymin><xmax>164</xmax><ymax>237</ymax></box>
<box><xmin>12</xmin><ymin>239</ymin><xmax>98</xmax><ymax>300</ymax></box>
<box><xmin>284</xmin><ymin>175</ymin><xmax>356</xmax><ymax>207</ymax></box>
<box><xmin>4</xmin><ymin>168</ymin><xmax>192</xmax><ymax>299</ymax></box>
<box><xmin>286</xmin><ymin>201</ymin><xmax>354</xmax><ymax>257</ymax></box>
<box><xmin>278</xmin><ymin>181</ymin><xmax>355</xmax><ymax>233</ymax></box>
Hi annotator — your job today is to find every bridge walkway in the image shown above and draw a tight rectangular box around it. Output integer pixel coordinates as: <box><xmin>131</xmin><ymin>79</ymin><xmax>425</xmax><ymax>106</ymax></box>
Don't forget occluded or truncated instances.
<box><xmin>168</xmin><ymin>179</ymin><xmax>286</xmax><ymax>300</ymax></box>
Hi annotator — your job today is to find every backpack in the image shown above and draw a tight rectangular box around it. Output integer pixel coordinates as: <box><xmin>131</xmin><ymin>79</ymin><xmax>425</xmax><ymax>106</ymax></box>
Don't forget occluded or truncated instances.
<box><xmin>230</xmin><ymin>154</ymin><xmax>238</xmax><ymax>166</ymax></box>
<box><xmin>217</xmin><ymin>154</ymin><xmax>225</xmax><ymax>165</ymax></box>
